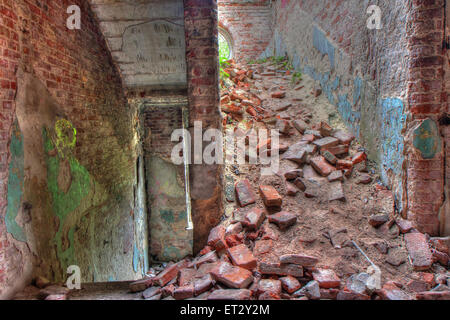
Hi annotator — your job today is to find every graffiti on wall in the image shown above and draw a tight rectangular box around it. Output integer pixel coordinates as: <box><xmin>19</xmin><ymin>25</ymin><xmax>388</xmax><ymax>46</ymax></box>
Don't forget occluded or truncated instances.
<box><xmin>5</xmin><ymin>120</ymin><xmax>26</xmax><ymax>242</ymax></box>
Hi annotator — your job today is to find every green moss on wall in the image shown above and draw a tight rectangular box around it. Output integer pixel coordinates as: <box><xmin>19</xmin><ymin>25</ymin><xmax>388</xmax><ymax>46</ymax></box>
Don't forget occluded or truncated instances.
<box><xmin>43</xmin><ymin>122</ymin><xmax>92</xmax><ymax>271</ymax></box>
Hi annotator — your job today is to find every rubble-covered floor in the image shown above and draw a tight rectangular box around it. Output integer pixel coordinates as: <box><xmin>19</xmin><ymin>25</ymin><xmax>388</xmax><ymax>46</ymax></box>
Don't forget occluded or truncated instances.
<box><xmin>14</xmin><ymin>58</ymin><xmax>449</xmax><ymax>301</ymax></box>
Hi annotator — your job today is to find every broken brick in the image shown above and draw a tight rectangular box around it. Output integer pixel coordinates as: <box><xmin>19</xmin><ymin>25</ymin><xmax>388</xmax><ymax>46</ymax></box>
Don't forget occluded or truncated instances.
<box><xmin>396</xmin><ymin>219</ymin><xmax>414</xmax><ymax>234</ymax></box>
<box><xmin>257</xmin><ymin>279</ymin><xmax>282</xmax><ymax>296</ymax></box>
<box><xmin>279</xmin><ymin>254</ymin><xmax>318</xmax><ymax>267</ymax></box>
<box><xmin>130</xmin><ymin>277</ymin><xmax>153</xmax><ymax>293</ymax></box>
<box><xmin>235</xmin><ymin>179</ymin><xmax>256</xmax><ymax>207</ymax></box>
<box><xmin>173</xmin><ymin>284</ymin><xmax>194</xmax><ymax>300</ymax></box>
<box><xmin>225</xmin><ymin>234</ymin><xmax>243</xmax><ymax>247</ymax></box>
<box><xmin>282</xmin><ymin>142</ymin><xmax>308</xmax><ymax>164</ymax></box>
<box><xmin>368</xmin><ymin>214</ymin><xmax>389</xmax><ymax>228</ymax></box>
<box><xmin>268</xmin><ymin>211</ymin><xmax>297</xmax><ymax>230</ymax></box>
<box><xmin>258</xmin><ymin>261</ymin><xmax>303</xmax><ymax>277</ymax></box>
<box><xmin>293</xmin><ymin>177</ymin><xmax>306</xmax><ymax>191</ymax></box>
<box><xmin>259</xmin><ymin>185</ymin><xmax>282</xmax><ymax>207</ymax></box>
<box><xmin>322</xmin><ymin>149</ymin><xmax>337</xmax><ymax>164</ymax></box>
<box><xmin>310</xmin><ymin>156</ymin><xmax>336</xmax><ymax>176</ymax></box>
<box><xmin>313</xmin><ymin>137</ymin><xmax>339</xmax><ymax>149</ymax></box>
<box><xmin>328</xmin><ymin>182</ymin><xmax>346</xmax><ymax>202</ymax></box>
<box><xmin>292</xmin><ymin>119</ymin><xmax>309</xmax><ymax>134</ymax></box>
<box><xmin>357</xmin><ymin>173</ymin><xmax>372</xmax><ymax>184</ymax></box>
<box><xmin>286</xmin><ymin>182</ymin><xmax>299</xmax><ymax>196</ymax></box>
<box><xmin>327</xmin><ymin>170</ymin><xmax>343</xmax><ymax>182</ymax></box>
<box><xmin>405</xmin><ymin>233</ymin><xmax>433</xmax><ymax>271</ymax></box>
<box><xmin>323</xmin><ymin>144</ymin><xmax>349</xmax><ymax>156</ymax></box>
<box><xmin>142</xmin><ymin>287</ymin><xmax>161</xmax><ymax>299</ymax></box>
<box><xmin>276</xmin><ymin>119</ymin><xmax>291</xmax><ymax>134</ymax></box>
<box><xmin>226</xmin><ymin>222</ymin><xmax>243</xmax><ymax>236</ymax></box>
<box><xmin>301</xmin><ymin>134</ymin><xmax>315</xmax><ymax>142</ymax></box>
<box><xmin>154</xmin><ymin>262</ymin><xmax>185</xmax><ymax>287</ymax></box>
<box><xmin>280</xmin><ymin>276</ymin><xmax>301</xmax><ymax>294</ymax></box>
<box><xmin>253</xmin><ymin>240</ymin><xmax>274</xmax><ymax>256</ymax></box>
<box><xmin>271</xmin><ymin>91</ymin><xmax>286</xmax><ymax>99</ymax></box>
<box><xmin>352</xmin><ymin>151</ymin><xmax>367</xmax><ymax>164</ymax></box>
<box><xmin>336</xmin><ymin>159</ymin><xmax>353</xmax><ymax>170</ymax></box>
<box><xmin>207</xmin><ymin>225</ymin><xmax>227</xmax><ymax>251</ymax></box>
<box><xmin>319</xmin><ymin>121</ymin><xmax>333</xmax><ymax>137</ymax></box>
<box><xmin>244</xmin><ymin>208</ymin><xmax>265</xmax><ymax>231</ymax></box>
<box><xmin>210</xmin><ymin>261</ymin><xmax>254</xmax><ymax>289</ymax></box>
<box><xmin>333</xmin><ymin>130</ymin><xmax>355</xmax><ymax>144</ymax></box>
<box><xmin>284</xmin><ymin>169</ymin><xmax>303</xmax><ymax>180</ymax></box>
<box><xmin>194</xmin><ymin>274</ymin><xmax>214</xmax><ymax>296</ymax></box>
<box><xmin>178</xmin><ymin>268</ymin><xmax>198</xmax><ymax>286</ymax></box>
<box><xmin>312</xmin><ymin>269</ymin><xmax>341</xmax><ymax>289</ymax></box>
<box><xmin>227</xmin><ymin>244</ymin><xmax>257</xmax><ymax>270</ymax></box>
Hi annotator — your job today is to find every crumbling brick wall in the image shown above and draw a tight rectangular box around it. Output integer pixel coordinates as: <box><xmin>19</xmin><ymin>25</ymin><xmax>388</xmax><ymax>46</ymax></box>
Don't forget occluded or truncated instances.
<box><xmin>184</xmin><ymin>0</ymin><xmax>223</xmax><ymax>254</ymax></box>
<box><xmin>218</xmin><ymin>0</ymin><xmax>272</xmax><ymax>62</ymax></box>
<box><xmin>405</xmin><ymin>0</ymin><xmax>447</xmax><ymax>236</ymax></box>
<box><xmin>262</xmin><ymin>0</ymin><xmax>447</xmax><ymax>235</ymax></box>
<box><xmin>0</xmin><ymin>0</ymin><xmax>141</xmax><ymax>298</ymax></box>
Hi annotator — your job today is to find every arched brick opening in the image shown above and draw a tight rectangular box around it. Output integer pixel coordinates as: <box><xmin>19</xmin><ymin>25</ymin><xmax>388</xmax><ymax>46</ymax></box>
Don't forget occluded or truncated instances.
<box><xmin>219</xmin><ymin>25</ymin><xmax>234</xmax><ymax>59</ymax></box>
<box><xmin>218</xmin><ymin>0</ymin><xmax>272</xmax><ymax>62</ymax></box>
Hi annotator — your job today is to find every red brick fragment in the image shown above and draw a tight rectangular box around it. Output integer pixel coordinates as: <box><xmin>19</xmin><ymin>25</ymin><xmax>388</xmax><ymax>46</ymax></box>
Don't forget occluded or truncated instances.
<box><xmin>352</xmin><ymin>151</ymin><xmax>367</xmax><ymax>164</ymax></box>
<box><xmin>259</xmin><ymin>185</ymin><xmax>282</xmax><ymax>207</ymax></box>
<box><xmin>244</xmin><ymin>208</ymin><xmax>265</xmax><ymax>231</ymax></box>
<box><xmin>210</xmin><ymin>261</ymin><xmax>254</xmax><ymax>289</ymax></box>
<box><xmin>268</xmin><ymin>211</ymin><xmax>297</xmax><ymax>230</ymax></box>
<box><xmin>312</xmin><ymin>269</ymin><xmax>341</xmax><ymax>289</ymax></box>
<box><xmin>405</xmin><ymin>233</ymin><xmax>433</xmax><ymax>271</ymax></box>
<box><xmin>279</xmin><ymin>254</ymin><xmax>318</xmax><ymax>267</ymax></box>
<box><xmin>227</xmin><ymin>244</ymin><xmax>257</xmax><ymax>270</ymax></box>
<box><xmin>235</xmin><ymin>179</ymin><xmax>256</xmax><ymax>207</ymax></box>
<box><xmin>207</xmin><ymin>225</ymin><xmax>227</xmax><ymax>251</ymax></box>
<box><xmin>271</xmin><ymin>91</ymin><xmax>286</xmax><ymax>99</ymax></box>
<box><xmin>310</xmin><ymin>156</ymin><xmax>336</xmax><ymax>176</ymax></box>
<box><xmin>280</xmin><ymin>276</ymin><xmax>301</xmax><ymax>294</ymax></box>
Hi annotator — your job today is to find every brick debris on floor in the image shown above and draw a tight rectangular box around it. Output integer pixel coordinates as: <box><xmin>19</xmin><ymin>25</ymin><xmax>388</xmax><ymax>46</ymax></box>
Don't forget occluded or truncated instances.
<box><xmin>17</xmin><ymin>58</ymin><xmax>450</xmax><ymax>301</ymax></box>
<box><xmin>125</xmin><ymin>57</ymin><xmax>450</xmax><ymax>301</ymax></box>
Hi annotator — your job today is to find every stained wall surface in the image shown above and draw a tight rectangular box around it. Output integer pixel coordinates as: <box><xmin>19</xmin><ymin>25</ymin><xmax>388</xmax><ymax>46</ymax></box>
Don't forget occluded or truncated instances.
<box><xmin>0</xmin><ymin>0</ymin><xmax>146</xmax><ymax>299</ymax></box>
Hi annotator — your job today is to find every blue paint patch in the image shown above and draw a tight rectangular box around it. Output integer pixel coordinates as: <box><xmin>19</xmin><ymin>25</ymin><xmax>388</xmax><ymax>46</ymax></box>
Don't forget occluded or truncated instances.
<box><xmin>133</xmin><ymin>243</ymin><xmax>140</xmax><ymax>273</ymax></box>
<box><xmin>380</xmin><ymin>98</ymin><xmax>406</xmax><ymax>210</ymax></box>
<box><xmin>313</xmin><ymin>26</ymin><xmax>335</xmax><ymax>68</ymax></box>
<box><xmin>337</xmin><ymin>94</ymin><xmax>361</xmax><ymax>138</ymax></box>
<box><xmin>108</xmin><ymin>276</ymin><xmax>115</xmax><ymax>282</ymax></box>
<box><xmin>5</xmin><ymin>120</ymin><xmax>26</xmax><ymax>242</ymax></box>
<box><xmin>413</xmin><ymin>118</ymin><xmax>440</xmax><ymax>159</ymax></box>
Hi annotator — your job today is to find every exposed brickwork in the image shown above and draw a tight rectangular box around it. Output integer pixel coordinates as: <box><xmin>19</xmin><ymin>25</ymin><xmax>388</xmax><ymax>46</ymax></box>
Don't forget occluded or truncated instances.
<box><xmin>143</xmin><ymin>107</ymin><xmax>184</xmax><ymax>158</ymax></box>
<box><xmin>405</xmin><ymin>0</ymin><xmax>446</xmax><ymax>235</ymax></box>
<box><xmin>218</xmin><ymin>0</ymin><xmax>272</xmax><ymax>62</ymax></box>
<box><xmin>0</xmin><ymin>0</ymin><xmax>135</xmax><ymax>298</ymax></box>
<box><xmin>183</xmin><ymin>0</ymin><xmax>223</xmax><ymax>253</ymax></box>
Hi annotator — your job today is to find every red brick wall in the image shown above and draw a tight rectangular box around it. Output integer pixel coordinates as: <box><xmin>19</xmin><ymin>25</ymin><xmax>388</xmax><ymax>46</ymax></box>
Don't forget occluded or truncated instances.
<box><xmin>183</xmin><ymin>0</ymin><xmax>223</xmax><ymax>253</ymax></box>
<box><xmin>143</xmin><ymin>106</ymin><xmax>184</xmax><ymax>157</ymax></box>
<box><xmin>0</xmin><ymin>0</ymin><xmax>133</xmax><ymax>298</ymax></box>
<box><xmin>406</xmin><ymin>0</ymin><xmax>447</xmax><ymax>235</ymax></box>
<box><xmin>218</xmin><ymin>0</ymin><xmax>272</xmax><ymax>62</ymax></box>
